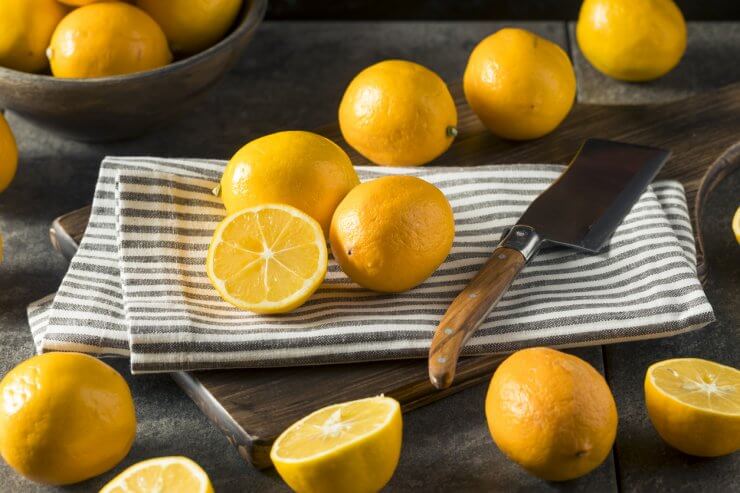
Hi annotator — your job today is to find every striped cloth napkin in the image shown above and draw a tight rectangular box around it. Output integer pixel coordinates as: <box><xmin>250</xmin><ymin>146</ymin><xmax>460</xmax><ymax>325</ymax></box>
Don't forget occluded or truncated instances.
<box><xmin>27</xmin><ymin>157</ymin><xmax>714</xmax><ymax>373</ymax></box>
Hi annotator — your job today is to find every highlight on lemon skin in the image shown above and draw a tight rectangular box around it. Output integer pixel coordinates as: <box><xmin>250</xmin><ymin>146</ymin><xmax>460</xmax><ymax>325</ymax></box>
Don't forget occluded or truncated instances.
<box><xmin>271</xmin><ymin>396</ymin><xmax>403</xmax><ymax>493</ymax></box>
<box><xmin>645</xmin><ymin>358</ymin><xmax>740</xmax><ymax>457</ymax></box>
<box><xmin>206</xmin><ymin>204</ymin><xmax>328</xmax><ymax>314</ymax></box>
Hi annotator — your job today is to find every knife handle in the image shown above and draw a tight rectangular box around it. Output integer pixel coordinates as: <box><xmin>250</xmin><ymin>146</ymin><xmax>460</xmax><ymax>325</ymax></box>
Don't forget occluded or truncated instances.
<box><xmin>428</xmin><ymin>225</ymin><xmax>540</xmax><ymax>389</ymax></box>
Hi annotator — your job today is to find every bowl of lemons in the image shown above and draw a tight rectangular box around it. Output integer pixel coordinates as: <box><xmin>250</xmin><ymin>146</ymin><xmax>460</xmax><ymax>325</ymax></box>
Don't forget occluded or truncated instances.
<box><xmin>0</xmin><ymin>0</ymin><xmax>267</xmax><ymax>142</ymax></box>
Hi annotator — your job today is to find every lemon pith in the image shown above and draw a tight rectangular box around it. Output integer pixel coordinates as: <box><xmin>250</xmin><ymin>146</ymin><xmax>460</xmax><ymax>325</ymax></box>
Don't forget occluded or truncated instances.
<box><xmin>271</xmin><ymin>396</ymin><xmax>402</xmax><ymax>493</ymax></box>
<box><xmin>206</xmin><ymin>204</ymin><xmax>328</xmax><ymax>314</ymax></box>
<box><xmin>645</xmin><ymin>358</ymin><xmax>740</xmax><ymax>457</ymax></box>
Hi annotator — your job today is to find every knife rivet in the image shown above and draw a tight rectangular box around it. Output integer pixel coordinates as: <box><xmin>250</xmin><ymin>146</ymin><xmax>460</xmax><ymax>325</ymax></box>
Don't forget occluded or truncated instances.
<box><xmin>516</xmin><ymin>230</ymin><xmax>526</xmax><ymax>237</ymax></box>
<box><xmin>444</xmin><ymin>327</ymin><xmax>454</xmax><ymax>335</ymax></box>
<box><xmin>468</xmin><ymin>292</ymin><xmax>478</xmax><ymax>299</ymax></box>
<box><xmin>437</xmin><ymin>356</ymin><xmax>447</xmax><ymax>364</ymax></box>
<box><xmin>498</xmin><ymin>253</ymin><xmax>506</xmax><ymax>259</ymax></box>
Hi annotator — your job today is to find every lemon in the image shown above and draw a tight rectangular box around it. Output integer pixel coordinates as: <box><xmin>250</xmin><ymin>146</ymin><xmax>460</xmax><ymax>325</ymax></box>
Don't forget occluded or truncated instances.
<box><xmin>100</xmin><ymin>456</ymin><xmax>214</xmax><ymax>493</ymax></box>
<box><xmin>206</xmin><ymin>204</ymin><xmax>328</xmax><ymax>314</ymax></box>
<box><xmin>137</xmin><ymin>0</ymin><xmax>243</xmax><ymax>56</ymax></box>
<box><xmin>271</xmin><ymin>396</ymin><xmax>402</xmax><ymax>493</ymax></box>
<box><xmin>0</xmin><ymin>113</ymin><xmax>18</xmax><ymax>193</ymax></box>
<box><xmin>339</xmin><ymin>60</ymin><xmax>457</xmax><ymax>166</ymax></box>
<box><xmin>464</xmin><ymin>28</ymin><xmax>576</xmax><ymax>141</ymax></box>
<box><xmin>0</xmin><ymin>352</ymin><xmax>136</xmax><ymax>485</ymax></box>
<box><xmin>732</xmin><ymin>206</ymin><xmax>740</xmax><ymax>245</ymax></box>
<box><xmin>219</xmin><ymin>131</ymin><xmax>359</xmax><ymax>237</ymax></box>
<box><xmin>0</xmin><ymin>0</ymin><xmax>66</xmax><ymax>73</ymax></box>
<box><xmin>577</xmin><ymin>0</ymin><xmax>686</xmax><ymax>81</ymax></box>
<box><xmin>47</xmin><ymin>3</ymin><xmax>172</xmax><ymax>78</ymax></box>
<box><xmin>486</xmin><ymin>348</ymin><xmax>618</xmax><ymax>481</ymax></box>
<box><xmin>330</xmin><ymin>175</ymin><xmax>455</xmax><ymax>293</ymax></box>
<box><xmin>645</xmin><ymin>358</ymin><xmax>740</xmax><ymax>457</ymax></box>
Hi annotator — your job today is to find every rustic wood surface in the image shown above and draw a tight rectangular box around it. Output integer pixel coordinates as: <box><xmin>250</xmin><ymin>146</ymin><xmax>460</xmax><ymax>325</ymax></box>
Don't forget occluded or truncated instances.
<box><xmin>50</xmin><ymin>81</ymin><xmax>740</xmax><ymax>468</ymax></box>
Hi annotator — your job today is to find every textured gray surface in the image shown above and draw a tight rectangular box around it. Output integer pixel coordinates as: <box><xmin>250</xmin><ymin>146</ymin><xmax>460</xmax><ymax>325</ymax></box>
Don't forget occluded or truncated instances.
<box><xmin>0</xmin><ymin>20</ymin><xmax>737</xmax><ymax>492</ymax></box>
<box><xmin>570</xmin><ymin>21</ymin><xmax>740</xmax><ymax>104</ymax></box>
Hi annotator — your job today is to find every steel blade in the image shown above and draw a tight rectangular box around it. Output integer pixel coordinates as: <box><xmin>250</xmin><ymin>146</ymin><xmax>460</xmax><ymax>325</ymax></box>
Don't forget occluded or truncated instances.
<box><xmin>516</xmin><ymin>139</ymin><xmax>670</xmax><ymax>252</ymax></box>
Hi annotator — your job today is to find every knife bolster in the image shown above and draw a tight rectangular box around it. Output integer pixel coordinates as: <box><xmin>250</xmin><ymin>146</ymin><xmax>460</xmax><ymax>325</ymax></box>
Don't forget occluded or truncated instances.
<box><xmin>498</xmin><ymin>225</ymin><xmax>542</xmax><ymax>261</ymax></box>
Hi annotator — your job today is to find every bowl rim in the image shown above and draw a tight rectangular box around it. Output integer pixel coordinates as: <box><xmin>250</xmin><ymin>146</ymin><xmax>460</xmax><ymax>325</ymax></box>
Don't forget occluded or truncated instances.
<box><xmin>0</xmin><ymin>0</ymin><xmax>267</xmax><ymax>85</ymax></box>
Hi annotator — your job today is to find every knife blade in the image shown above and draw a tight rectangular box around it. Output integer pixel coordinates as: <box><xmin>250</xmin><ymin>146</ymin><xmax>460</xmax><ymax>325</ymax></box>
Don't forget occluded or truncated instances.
<box><xmin>428</xmin><ymin>138</ymin><xmax>670</xmax><ymax>389</ymax></box>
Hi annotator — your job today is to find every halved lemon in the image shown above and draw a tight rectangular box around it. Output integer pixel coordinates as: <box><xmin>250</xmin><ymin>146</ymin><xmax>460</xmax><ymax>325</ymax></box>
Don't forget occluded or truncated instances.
<box><xmin>99</xmin><ymin>456</ymin><xmax>213</xmax><ymax>493</ymax></box>
<box><xmin>732</xmin><ymin>206</ymin><xmax>740</xmax><ymax>244</ymax></box>
<box><xmin>645</xmin><ymin>358</ymin><xmax>740</xmax><ymax>457</ymax></box>
<box><xmin>271</xmin><ymin>396</ymin><xmax>403</xmax><ymax>493</ymax></box>
<box><xmin>206</xmin><ymin>204</ymin><xmax>328</xmax><ymax>314</ymax></box>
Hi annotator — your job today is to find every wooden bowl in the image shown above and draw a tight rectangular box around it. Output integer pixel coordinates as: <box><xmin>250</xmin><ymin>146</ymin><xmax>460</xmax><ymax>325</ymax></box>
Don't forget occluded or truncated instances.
<box><xmin>0</xmin><ymin>0</ymin><xmax>267</xmax><ymax>142</ymax></box>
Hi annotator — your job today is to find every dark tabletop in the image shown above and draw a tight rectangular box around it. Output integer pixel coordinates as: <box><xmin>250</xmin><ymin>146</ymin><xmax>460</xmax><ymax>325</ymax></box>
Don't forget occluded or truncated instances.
<box><xmin>0</xmin><ymin>21</ymin><xmax>738</xmax><ymax>492</ymax></box>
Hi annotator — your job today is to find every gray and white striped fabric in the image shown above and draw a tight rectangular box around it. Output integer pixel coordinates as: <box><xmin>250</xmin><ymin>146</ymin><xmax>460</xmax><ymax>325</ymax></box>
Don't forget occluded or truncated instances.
<box><xmin>27</xmin><ymin>157</ymin><xmax>714</xmax><ymax>373</ymax></box>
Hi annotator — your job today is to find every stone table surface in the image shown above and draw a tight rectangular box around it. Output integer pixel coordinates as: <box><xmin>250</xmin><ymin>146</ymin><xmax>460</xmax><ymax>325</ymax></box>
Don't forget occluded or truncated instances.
<box><xmin>0</xmin><ymin>21</ymin><xmax>738</xmax><ymax>493</ymax></box>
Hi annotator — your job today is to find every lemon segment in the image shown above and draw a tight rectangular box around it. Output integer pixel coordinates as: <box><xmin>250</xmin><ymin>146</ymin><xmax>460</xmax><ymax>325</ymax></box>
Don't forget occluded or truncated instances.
<box><xmin>206</xmin><ymin>204</ymin><xmax>328</xmax><ymax>314</ymax></box>
<box><xmin>645</xmin><ymin>358</ymin><xmax>740</xmax><ymax>456</ymax></box>
<box><xmin>99</xmin><ymin>456</ymin><xmax>214</xmax><ymax>493</ymax></box>
<box><xmin>271</xmin><ymin>396</ymin><xmax>402</xmax><ymax>493</ymax></box>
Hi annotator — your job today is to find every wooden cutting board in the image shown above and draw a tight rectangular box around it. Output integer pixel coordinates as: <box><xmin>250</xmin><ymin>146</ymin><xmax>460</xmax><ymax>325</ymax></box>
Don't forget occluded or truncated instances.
<box><xmin>49</xmin><ymin>82</ymin><xmax>740</xmax><ymax>469</ymax></box>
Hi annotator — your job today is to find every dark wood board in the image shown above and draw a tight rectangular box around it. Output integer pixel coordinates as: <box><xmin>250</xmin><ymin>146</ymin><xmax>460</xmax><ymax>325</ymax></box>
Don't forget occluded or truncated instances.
<box><xmin>49</xmin><ymin>82</ymin><xmax>740</xmax><ymax>469</ymax></box>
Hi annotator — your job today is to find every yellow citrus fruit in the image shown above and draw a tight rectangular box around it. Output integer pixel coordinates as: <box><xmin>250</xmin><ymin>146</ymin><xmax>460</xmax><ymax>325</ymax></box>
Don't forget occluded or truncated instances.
<box><xmin>0</xmin><ymin>113</ymin><xmax>18</xmax><ymax>193</ymax></box>
<box><xmin>0</xmin><ymin>0</ymin><xmax>66</xmax><ymax>73</ymax></box>
<box><xmin>219</xmin><ymin>131</ymin><xmax>359</xmax><ymax>237</ymax></box>
<box><xmin>100</xmin><ymin>456</ymin><xmax>214</xmax><ymax>493</ymax></box>
<box><xmin>577</xmin><ymin>0</ymin><xmax>686</xmax><ymax>82</ymax></box>
<box><xmin>464</xmin><ymin>28</ymin><xmax>576</xmax><ymax>141</ymax></box>
<box><xmin>271</xmin><ymin>396</ymin><xmax>402</xmax><ymax>493</ymax></box>
<box><xmin>339</xmin><ymin>60</ymin><xmax>457</xmax><ymax>166</ymax></box>
<box><xmin>486</xmin><ymin>348</ymin><xmax>618</xmax><ymax>481</ymax></box>
<box><xmin>330</xmin><ymin>175</ymin><xmax>454</xmax><ymax>293</ymax></box>
<box><xmin>207</xmin><ymin>204</ymin><xmax>328</xmax><ymax>314</ymax></box>
<box><xmin>47</xmin><ymin>3</ymin><xmax>172</xmax><ymax>78</ymax></box>
<box><xmin>0</xmin><ymin>352</ymin><xmax>136</xmax><ymax>485</ymax></box>
<box><xmin>645</xmin><ymin>358</ymin><xmax>740</xmax><ymax>457</ymax></box>
<box><xmin>137</xmin><ymin>0</ymin><xmax>242</xmax><ymax>56</ymax></box>
<box><xmin>732</xmin><ymin>206</ymin><xmax>740</xmax><ymax>245</ymax></box>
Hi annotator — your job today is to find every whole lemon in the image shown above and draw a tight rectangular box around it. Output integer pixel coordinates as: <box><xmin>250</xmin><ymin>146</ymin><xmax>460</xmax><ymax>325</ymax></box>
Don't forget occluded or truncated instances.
<box><xmin>48</xmin><ymin>3</ymin><xmax>172</xmax><ymax>78</ymax></box>
<box><xmin>0</xmin><ymin>0</ymin><xmax>66</xmax><ymax>73</ymax></box>
<box><xmin>486</xmin><ymin>348</ymin><xmax>618</xmax><ymax>481</ymax></box>
<box><xmin>330</xmin><ymin>175</ymin><xmax>455</xmax><ymax>292</ymax></box>
<box><xmin>577</xmin><ymin>0</ymin><xmax>686</xmax><ymax>81</ymax></box>
<box><xmin>0</xmin><ymin>352</ymin><xmax>136</xmax><ymax>485</ymax></box>
<box><xmin>339</xmin><ymin>60</ymin><xmax>457</xmax><ymax>166</ymax></box>
<box><xmin>138</xmin><ymin>0</ymin><xmax>243</xmax><ymax>56</ymax></box>
<box><xmin>0</xmin><ymin>113</ymin><xmax>18</xmax><ymax>193</ymax></box>
<box><xmin>464</xmin><ymin>28</ymin><xmax>576</xmax><ymax>140</ymax></box>
<box><xmin>220</xmin><ymin>131</ymin><xmax>359</xmax><ymax>237</ymax></box>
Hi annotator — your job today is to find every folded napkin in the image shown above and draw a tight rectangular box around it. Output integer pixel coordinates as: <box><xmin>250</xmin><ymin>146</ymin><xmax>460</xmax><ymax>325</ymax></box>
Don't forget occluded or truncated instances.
<box><xmin>28</xmin><ymin>157</ymin><xmax>714</xmax><ymax>373</ymax></box>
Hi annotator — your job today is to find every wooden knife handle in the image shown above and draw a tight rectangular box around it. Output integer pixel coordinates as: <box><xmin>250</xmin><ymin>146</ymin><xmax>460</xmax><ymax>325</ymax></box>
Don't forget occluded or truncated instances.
<box><xmin>428</xmin><ymin>246</ymin><xmax>526</xmax><ymax>390</ymax></box>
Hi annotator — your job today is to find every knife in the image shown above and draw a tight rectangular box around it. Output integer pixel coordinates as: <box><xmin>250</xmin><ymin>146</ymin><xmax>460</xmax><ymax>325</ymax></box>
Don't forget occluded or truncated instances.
<box><xmin>428</xmin><ymin>138</ymin><xmax>670</xmax><ymax>389</ymax></box>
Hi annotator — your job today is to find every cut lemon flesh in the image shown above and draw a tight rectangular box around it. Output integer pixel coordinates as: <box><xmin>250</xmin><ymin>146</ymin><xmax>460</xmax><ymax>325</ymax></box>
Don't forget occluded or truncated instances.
<box><xmin>99</xmin><ymin>456</ymin><xmax>213</xmax><ymax>493</ymax></box>
<box><xmin>271</xmin><ymin>396</ymin><xmax>402</xmax><ymax>493</ymax></box>
<box><xmin>733</xmin><ymin>206</ymin><xmax>740</xmax><ymax>244</ymax></box>
<box><xmin>648</xmin><ymin>358</ymin><xmax>740</xmax><ymax>414</ymax></box>
<box><xmin>207</xmin><ymin>204</ymin><xmax>328</xmax><ymax>314</ymax></box>
<box><xmin>645</xmin><ymin>358</ymin><xmax>740</xmax><ymax>456</ymax></box>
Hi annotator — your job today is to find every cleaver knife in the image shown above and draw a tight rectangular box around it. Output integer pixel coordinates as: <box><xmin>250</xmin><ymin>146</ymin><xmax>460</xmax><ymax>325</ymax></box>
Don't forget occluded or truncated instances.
<box><xmin>428</xmin><ymin>138</ymin><xmax>670</xmax><ymax>389</ymax></box>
